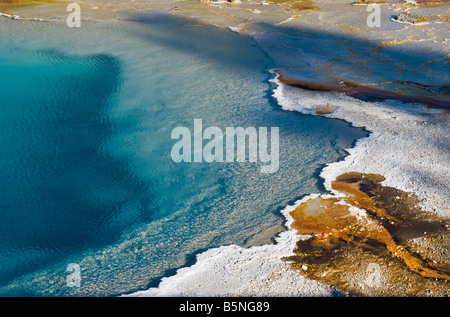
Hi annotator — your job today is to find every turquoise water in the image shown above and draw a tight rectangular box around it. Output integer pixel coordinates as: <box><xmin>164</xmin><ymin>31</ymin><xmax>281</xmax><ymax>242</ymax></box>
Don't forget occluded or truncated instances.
<box><xmin>0</xmin><ymin>14</ymin><xmax>367</xmax><ymax>296</ymax></box>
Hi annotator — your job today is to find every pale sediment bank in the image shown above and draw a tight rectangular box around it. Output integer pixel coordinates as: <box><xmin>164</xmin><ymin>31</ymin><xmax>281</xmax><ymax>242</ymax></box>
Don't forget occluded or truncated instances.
<box><xmin>4</xmin><ymin>0</ymin><xmax>449</xmax><ymax>296</ymax></box>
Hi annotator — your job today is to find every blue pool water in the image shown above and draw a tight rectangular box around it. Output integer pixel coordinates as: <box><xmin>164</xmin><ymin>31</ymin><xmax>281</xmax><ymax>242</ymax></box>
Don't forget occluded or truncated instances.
<box><xmin>0</xmin><ymin>14</ymin><xmax>367</xmax><ymax>296</ymax></box>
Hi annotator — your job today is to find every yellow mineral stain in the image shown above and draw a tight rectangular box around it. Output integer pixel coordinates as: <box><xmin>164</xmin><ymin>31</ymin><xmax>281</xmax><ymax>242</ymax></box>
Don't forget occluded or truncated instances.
<box><xmin>276</xmin><ymin>14</ymin><xmax>302</xmax><ymax>25</ymax></box>
<box><xmin>397</xmin><ymin>0</ymin><xmax>450</xmax><ymax>6</ymax></box>
<box><xmin>352</xmin><ymin>1</ymin><xmax>386</xmax><ymax>5</ymax></box>
<box><xmin>285</xmin><ymin>172</ymin><xmax>450</xmax><ymax>296</ymax></box>
<box><xmin>379</xmin><ymin>35</ymin><xmax>436</xmax><ymax>47</ymax></box>
<box><xmin>289</xmin><ymin>0</ymin><xmax>320</xmax><ymax>11</ymax></box>
<box><xmin>414</xmin><ymin>0</ymin><xmax>450</xmax><ymax>5</ymax></box>
<box><xmin>312</xmin><ymin>104</ymin><xmax>337</xmax><ymax>115</ymax></box>
<box><xmin>379</xmin><ymin>39</ymin><xmax>413</xmax><ymax>47</ymax></box>
<box><xmin>268</xmin><ymin>0</ymin><xmax>320</xmax><ymax>11</ymax></box>
<box><xmin>0</xmin><ymin>0</ymin><xmax>66</xmax><ymax>15</ymax></box>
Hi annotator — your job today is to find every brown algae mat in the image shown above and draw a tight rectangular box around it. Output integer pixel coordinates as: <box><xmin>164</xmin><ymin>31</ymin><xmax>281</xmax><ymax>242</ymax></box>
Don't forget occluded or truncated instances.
<box><xmin>285</xmin><ymin>172</ymin><xmax>450</xmax><ymax>296</ymax></box>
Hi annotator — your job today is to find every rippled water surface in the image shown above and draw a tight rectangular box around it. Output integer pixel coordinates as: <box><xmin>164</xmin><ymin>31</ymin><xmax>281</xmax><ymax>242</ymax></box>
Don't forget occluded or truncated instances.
<box><xmin>0</xmin><ymin>15</ymin><xmax>367</xmax><ymax>296</ymax></box>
